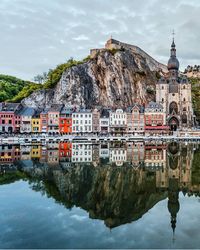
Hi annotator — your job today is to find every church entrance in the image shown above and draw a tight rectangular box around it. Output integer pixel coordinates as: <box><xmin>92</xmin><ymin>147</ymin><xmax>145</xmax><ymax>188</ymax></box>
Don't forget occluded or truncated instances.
<box><xmin>168</xmin><ymin>117</ymin><xmax>179</xmax><ymax>131</ymax></box>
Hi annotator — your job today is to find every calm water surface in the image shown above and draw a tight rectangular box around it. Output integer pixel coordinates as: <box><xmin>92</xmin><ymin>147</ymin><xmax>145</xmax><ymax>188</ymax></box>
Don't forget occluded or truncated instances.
<box><xmin>0</xmin><ymin>141</ymin><xmax>199</xmax><ymax>249</ymax></box>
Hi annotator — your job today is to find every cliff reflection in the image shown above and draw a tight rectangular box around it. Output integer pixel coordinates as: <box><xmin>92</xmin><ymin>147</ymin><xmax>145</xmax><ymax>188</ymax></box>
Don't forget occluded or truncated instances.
<box><xmin>0</xmin><ymin>141</ymin><xmax>200</xmax><ymax>230</ymax></box>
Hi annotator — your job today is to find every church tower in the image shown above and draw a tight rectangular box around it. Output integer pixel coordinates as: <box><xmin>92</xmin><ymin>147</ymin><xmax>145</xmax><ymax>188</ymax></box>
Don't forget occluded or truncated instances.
<box><xmin>156</xmin><ymin>36</ymin><xmax>194</xmax><ymax>131</ymax></box>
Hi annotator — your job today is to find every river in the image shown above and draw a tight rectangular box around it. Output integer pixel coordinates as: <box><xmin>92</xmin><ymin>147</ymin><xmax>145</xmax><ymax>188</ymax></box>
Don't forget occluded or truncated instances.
<box><xmin>0</xmin><ymin>141</ymin><xmax>199</xmax><ymax>248</ymax></box>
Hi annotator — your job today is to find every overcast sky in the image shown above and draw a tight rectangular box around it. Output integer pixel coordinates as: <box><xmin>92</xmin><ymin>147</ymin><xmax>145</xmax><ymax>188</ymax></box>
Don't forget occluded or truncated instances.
<box><xmin>0</xmin><ymin>0</ymin><xmax>200</xmax><ymax>80</ymax></box>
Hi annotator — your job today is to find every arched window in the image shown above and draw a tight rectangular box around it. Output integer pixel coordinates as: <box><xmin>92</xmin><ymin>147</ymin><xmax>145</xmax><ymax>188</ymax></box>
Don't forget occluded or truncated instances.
<box><xmin>183</xmin><ymin>98</ymin><xmax>186</xmax><ymax>102</ymax></box>
<box><xmin>182</xmin><ymin>114</ymin><xmax>187</xmax><ymax>124</ymax></box>
<box><xmin>162</xmin><ymin>86</ymin><xmax>164</xmax><ymax>90</ymax></box>
<box><xmin>169</xmin><ymin>102</ymin><xmax>178</xmax><ymax>114</ymax></box>
<box><xmin>183</xmin><ymin>85</ymin><xmax>186</xmax><ymax>89</ymax></box>
<box><xmin>162</xmin><ymin>98</ymin><xmax>164</xmax><ymax>103</ymax></box>
<box><xmin>183</xmin><ymin>107</ymin><xmax>187</xmax><ymax>112</ymax></box>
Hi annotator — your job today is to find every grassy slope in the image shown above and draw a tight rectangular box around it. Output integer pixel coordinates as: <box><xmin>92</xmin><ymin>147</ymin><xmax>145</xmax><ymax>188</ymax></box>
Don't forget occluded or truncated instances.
<box><xmin>0</xmin><ymin>74</ymin><xmax>41</xmax><ymax>103</ymax></box>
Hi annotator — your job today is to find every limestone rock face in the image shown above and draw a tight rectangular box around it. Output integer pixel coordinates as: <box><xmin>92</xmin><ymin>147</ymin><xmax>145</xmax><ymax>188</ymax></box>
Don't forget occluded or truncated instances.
<box><xmin>22</xmin><ymin>164</ymin><xmax>166</xmax><ymax>228</ymax></box>
<box><xmin>22</xmin><ymin>42</ymin><xmax>167</xmax><ymax>109</ymax></box>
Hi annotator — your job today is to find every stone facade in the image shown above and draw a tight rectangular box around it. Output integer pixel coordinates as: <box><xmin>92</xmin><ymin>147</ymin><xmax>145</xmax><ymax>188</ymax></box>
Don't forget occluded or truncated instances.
<box><xmin>156</xmin><ymin>39</ymin><xmax>194</xmax><ymax>131</ymax></box>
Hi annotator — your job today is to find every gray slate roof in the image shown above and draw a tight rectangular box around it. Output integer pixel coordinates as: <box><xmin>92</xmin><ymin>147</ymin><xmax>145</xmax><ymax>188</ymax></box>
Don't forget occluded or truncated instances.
<box><xmin>145</xmin><ymin>101</ymin><xmax>163</xmax><ymax>110</ymax></box>
<box><xmin>0</xmin><ymin>102</ymin><xmax>21</xmax><ymax>112</ymax></box>
<box><xmin>17</xmin><ymin>107</ymin><xmax>35</xmax><ymax>116</ymax></box>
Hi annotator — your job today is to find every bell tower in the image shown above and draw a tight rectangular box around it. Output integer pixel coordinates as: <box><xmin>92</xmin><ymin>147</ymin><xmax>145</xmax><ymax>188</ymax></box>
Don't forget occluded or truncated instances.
<box><xmin>156</xmin><ymin>32</ymin><xmax>194</xmax><ymax>131</ymax></box>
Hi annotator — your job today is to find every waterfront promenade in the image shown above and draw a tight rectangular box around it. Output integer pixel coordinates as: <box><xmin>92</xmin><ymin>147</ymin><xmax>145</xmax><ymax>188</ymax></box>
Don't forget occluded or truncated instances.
<box><xmin>1</xmin><ymin>133</ymin><xmax>200</xmax><ymax>144</ymax></box>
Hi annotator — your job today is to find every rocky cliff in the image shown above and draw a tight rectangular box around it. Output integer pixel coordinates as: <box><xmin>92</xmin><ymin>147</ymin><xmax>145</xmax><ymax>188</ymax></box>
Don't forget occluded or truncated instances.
<box><xmin>22</xmin><ymin>39</ymin><xmax>168</xmax><ymax>109</ymax></box>
<box><xmin>20</xmin><ymin>163</ymin><xmax>167</xmax><ymax>228</ymax></box>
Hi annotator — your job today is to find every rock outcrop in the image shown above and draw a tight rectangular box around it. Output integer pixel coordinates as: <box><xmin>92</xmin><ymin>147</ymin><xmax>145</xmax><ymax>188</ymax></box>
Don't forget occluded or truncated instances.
<box><xmin>21</xmin><ymin>163</ymin><xmax>167</xmax><ymax>228</ymax></box>
<box><xmin>22</xmin><ymin>39</ymin><xmax>168</xmax><ymax>109</ymax></box>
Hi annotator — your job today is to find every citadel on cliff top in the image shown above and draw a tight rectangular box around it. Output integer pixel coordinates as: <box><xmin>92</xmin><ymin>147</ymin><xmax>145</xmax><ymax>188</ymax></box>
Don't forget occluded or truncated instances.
<box><xmin>90</xmin><ymin>37</ymin><xmax>195</xmax><ymax>131</ymax></box>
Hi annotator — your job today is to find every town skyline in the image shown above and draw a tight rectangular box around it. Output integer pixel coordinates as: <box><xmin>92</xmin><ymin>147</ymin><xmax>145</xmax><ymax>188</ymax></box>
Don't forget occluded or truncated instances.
<box><xmin>0</xmin><ymin>0</ymin><xmax>200</xmax><ymax>80</ymax></box>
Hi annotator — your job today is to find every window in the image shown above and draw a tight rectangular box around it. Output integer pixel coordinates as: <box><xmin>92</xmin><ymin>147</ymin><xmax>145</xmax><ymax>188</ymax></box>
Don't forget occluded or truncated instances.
<box><xmin>169</xmin><ymin>102</ymin><xmax>178</xmax><ymax>114</ymax></box>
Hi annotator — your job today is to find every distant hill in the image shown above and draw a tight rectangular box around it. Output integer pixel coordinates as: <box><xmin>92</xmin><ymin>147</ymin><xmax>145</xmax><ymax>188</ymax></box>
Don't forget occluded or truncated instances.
<box><xmin>184</xmin><ymin>65</ymin><xmax>200</xmax><ymax>78</ymax></box>
<box><xmin>0</xmin><ymin>74</ymin><xmax>42</xmax><ymax>102</ymax></box>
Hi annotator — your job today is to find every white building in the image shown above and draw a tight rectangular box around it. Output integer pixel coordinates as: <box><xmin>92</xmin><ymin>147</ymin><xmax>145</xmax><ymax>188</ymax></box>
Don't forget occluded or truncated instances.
<box><xmin>109</xmin><ymin>109</ymin><xmax>127</xmax><ymax>134</ymax></box>
<box><xmin>110</xmin><ymin>148</ymin><xmax>127</xmax><ymax>166</ymax></box>
<box><xmin>71</xmin><ymin>143</ymin><xmax>93</xmax><ymax>163</ymax></box>
<box><xmin>72</xmin><ymin>110</ymin><xmax>93</xmax><ymax>133</ymax></box>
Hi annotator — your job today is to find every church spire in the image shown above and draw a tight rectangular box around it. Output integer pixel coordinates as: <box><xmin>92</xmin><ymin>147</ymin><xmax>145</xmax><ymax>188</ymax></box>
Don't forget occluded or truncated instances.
<box><xmin>168</xmin><ymin>30</ymin><xmax>179</xmax><ymax>73</ymax></box>
<box><xmin>170</xmin><ymin>30</ymin><xmax>176</xmax><ymax>57</ymax></box>
<box><xmin>167</xmin><ymin>178</ymin><xmax>180</xmax><ymax>241</ymax></box>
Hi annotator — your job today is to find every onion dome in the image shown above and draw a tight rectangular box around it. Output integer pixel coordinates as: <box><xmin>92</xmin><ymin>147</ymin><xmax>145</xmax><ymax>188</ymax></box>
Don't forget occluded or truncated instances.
<box><xmin>168</xmin><ymin>57</ymin><xmax>179</xmax><ymax>70</ymax></box>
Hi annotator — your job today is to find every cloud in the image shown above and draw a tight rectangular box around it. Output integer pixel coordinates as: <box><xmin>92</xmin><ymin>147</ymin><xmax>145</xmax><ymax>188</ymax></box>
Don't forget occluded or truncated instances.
<box><xmin>0</xmin><ymin>0</ymin><xmax>200</xmax><ymax>80</ymax></box>
<box><xmin>72</xmin><ymin>34</ymin><xmax>89</xmax><ymax>41</ymax></box>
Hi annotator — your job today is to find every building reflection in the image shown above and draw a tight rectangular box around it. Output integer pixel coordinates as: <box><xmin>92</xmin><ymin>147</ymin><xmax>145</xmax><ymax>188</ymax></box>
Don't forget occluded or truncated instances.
<box><xmin>0</xmin><ymin>141</ymin><xmax>199</xmax><ymax>231</ymax></box>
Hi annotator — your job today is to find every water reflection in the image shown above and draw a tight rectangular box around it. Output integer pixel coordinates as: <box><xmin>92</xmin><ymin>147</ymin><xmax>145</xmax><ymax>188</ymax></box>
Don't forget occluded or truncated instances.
<box><xmin>0</xmin><ymin>141</ymin><xmax>199</xmax><ymax>235</ymax></box>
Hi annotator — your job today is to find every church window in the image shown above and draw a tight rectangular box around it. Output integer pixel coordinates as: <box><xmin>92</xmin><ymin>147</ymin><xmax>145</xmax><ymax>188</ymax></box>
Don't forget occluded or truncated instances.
<box><xmin>162</xmin><ymin>98</ymin><xmax>164</xmax><ymax>102</ymax></box>
<box><xmin>183</xmin><ymin>85</ymin><xmax>186</xmax><ymax>89</ymax></box>
<box><xmin>183</xmin><ymin>107</ymin><xmax>186</xmax><ymax>112</ymax></box>
<box><xmin>169</xmin><ymin>102</ymin><xmax>178</xmax><ymax>114</ymax></box>
<box><xmin>182</xmin><ymin>114</ymin><xmax>187</xmax><ymax>124</ymax></box>
<box><xmin>162</xmin><ymin>86</ymin><xmax>164</xmax><ymax>90</ymax></box>
<box><xmin>183</xmin><ymin>98</ymin><xmax>186</xmax><ymax>102</ymax></box>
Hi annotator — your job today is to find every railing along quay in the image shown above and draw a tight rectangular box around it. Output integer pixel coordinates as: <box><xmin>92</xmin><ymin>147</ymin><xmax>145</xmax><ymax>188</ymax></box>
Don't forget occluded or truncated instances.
<box><xmin>1</xmin><ymin>135</ymin><xmax>200</xmax><ymax>145</ymax></box>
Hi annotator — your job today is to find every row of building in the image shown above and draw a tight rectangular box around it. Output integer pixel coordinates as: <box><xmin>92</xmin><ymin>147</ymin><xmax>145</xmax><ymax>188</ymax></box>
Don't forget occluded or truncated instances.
<box><xmin>0</xmin><ymin>38</ymin><xmax>196</xmax><ymax>135</ymax></box>
<box><xmin>0</xmin><ymin>102</ymin><xmax>169</xmax><ymax>135</ymax></box>
<box><xmin>0</xmin><ymin>142</ymin><xmax>193</xmax><ymax>189</ymax></box>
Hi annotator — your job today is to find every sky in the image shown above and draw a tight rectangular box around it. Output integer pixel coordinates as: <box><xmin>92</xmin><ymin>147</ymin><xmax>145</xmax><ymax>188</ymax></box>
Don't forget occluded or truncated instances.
<box><xmin>0</xmin><ymin>0</ymin><xmax>200</xmax><ymax>80</ymax></box>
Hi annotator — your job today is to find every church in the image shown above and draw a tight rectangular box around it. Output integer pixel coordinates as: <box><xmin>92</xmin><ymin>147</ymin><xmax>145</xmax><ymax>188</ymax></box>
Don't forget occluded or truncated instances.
<box><xmin>156</xmin><ymin>38</ymin><xmax>195</xmax><ymax>131</ymax></box>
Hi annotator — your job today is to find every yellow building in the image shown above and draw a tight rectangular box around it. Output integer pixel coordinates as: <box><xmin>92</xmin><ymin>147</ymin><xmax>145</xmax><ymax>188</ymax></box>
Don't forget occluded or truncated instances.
<box><xmin>31</xmin><ymin>117</ymin><xmax>41</xmax><ymax>133</ymax></box>
<box><xmin>31</xmin><ymin>145</ymin><xmax>41</xmax><ymax>159</ymax></box>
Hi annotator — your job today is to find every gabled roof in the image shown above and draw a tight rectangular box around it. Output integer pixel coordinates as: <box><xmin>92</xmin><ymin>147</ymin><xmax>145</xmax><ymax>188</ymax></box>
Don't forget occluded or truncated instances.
<box><xmin>17</xmin><ymin>107</ymin><xmax>35</xmax><ymax>116</ymax></box>
<box><xmin>126</xmin><ymin>104</ymin><xmax>145</xmax><ymax>113</ymax></box>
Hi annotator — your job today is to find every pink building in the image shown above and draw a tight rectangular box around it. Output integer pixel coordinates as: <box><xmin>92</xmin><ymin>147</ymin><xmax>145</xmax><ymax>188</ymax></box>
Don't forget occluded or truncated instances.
<box><xmin>47</xmin><ymin>104</ymin><xmax>63</xmax><ymax>135</ymax></box>
<box><xmin>0</xmin><ymin>103</ymin><xmax>21</xmax><ymax>133</ymax></box>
